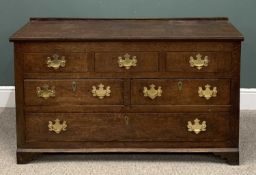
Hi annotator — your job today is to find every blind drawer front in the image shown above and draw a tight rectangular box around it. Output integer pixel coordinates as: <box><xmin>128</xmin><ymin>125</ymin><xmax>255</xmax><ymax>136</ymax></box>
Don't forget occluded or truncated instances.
<box><xmin>24</xmin><ymin>53</ymin><xmax>88</xmax><ymax>73</ymax></box>
<box><xmin>166</xmin><ymin>52</ymin><xmax>232</xmax><ymax>73</ymax></box>
<box><xmin>95</xmin><ymin>52</ymin><xmax>159</xmax><ymax>72</ymax></box>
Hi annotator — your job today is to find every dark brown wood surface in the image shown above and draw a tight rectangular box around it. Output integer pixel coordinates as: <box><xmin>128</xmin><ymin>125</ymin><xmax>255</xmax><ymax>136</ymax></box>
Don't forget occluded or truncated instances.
<box><xmin>95</xmin><ymin>52</ymin><xmax>159</xmax><ymax>72</ymax></box>
<box><xmin>16</xmin><ymin>41</ymin><xmax>236</xmax><ymax>52</ymax></box>
<box><xmin>10</xmin><ymin>18</ymin><xmax>243</xmax><ymax>41</ymax></box>
<box><xmin>24</xmin><ymin>79</ymin><xmax>124</xmax><ymax>106</ymax></box>
<box><xmin>19</xmin><ymin>41</ymin><xmax>238</xmax><ymax>79</ymax></box>
<box><xmin>24</xmin><ymin>53</ymin><xmax>88</xmax><ymax>73</ymax></box>
<box><xmin>166</xmin><ymin>52</ymin><xmax>232</xmax><ymax>72</ymax></box>
<box><xmin>25</xmin><ymin>113</ymin><xmax>230</xmax><ymax>143</ymax></box>
<box><xmin>10</xmin><ymin>18</ymin><xmax>243</xmax><ymax>164</ymax></box>
<box><xmin>131</xmin><ymin>79</ymin><xmax>230</xmax><ymax>105</ymax></box>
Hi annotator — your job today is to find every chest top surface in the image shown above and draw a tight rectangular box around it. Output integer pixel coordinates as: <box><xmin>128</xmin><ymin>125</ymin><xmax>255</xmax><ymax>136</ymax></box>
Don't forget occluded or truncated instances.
<box><xmin>10</xmin><ymin>17</ymin><xmax>243</xmax><ymax>41</ymax></box>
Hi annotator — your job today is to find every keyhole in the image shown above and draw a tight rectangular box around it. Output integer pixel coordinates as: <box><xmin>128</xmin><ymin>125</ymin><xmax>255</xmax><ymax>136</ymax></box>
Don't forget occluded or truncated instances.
<box><xmin>178</xmin><ymin>81</ymin><xmax>183</xmax><ymax>91</ymax></box>
<box><xmin>124</xmin><ymin>115</ymin><xmax>129</xmax><ymax>125</ymax></box>
<box><xmin>72</xmin><ymin>81</ymin><xmax>77</xmax><ymax>92</ymax></box>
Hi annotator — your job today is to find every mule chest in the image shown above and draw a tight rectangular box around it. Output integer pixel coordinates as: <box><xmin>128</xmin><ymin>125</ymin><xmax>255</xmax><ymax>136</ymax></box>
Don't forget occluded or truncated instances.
<box><xmin>10</xmin><ymin>18</ymin><xmax>243</xmax><ymax>164</ymax></box>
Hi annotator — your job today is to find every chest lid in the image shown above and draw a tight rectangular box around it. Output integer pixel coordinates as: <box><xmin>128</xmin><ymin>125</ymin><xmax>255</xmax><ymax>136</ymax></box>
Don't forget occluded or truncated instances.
<box><xmin>10</xmin><ymin>17</ymin><xmax>243</xmax><ymax>41</ymax></box>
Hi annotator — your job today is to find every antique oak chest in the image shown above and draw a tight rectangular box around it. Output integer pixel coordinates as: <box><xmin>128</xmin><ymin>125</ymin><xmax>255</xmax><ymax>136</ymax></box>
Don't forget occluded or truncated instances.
<box><xmin>10</xmin><ymin>18</ymin><xmax>243</xmax><ymax>164</ymax></box>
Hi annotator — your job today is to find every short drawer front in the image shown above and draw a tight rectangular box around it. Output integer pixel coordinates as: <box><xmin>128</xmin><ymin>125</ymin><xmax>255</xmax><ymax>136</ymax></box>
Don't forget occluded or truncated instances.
<box><xmin>131</xmin><ymin>79</ymin><xmax>230</xmax><ymax>105</ymax></box>
<box><xmin>24</xmin><ymin>79</ymin><xmax>124</xmax><ymax>106</ymax></box>
<box><xmin>95</xmin><ymin>52</ymin><xmax>159</xmax><ymax>72</ymax></box>
<box><xmin>25</xmin><ymin>113</ymin><xmax>230</xmax><ymax>142</ymax></box>
<box><xmin>166</xmin><ymin>52</ymin><xmax>232</xmax><ymax>72</ymax></box>
<box><xmin>24</xmin><ymin>53</ymin><xmax>88</xmax><ymax>73</ymax></box>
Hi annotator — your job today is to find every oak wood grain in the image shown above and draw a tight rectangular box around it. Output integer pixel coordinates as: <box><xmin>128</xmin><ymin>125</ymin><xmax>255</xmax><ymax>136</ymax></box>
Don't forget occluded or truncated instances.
<box><xmin>24</xmin><ymin>52</ymin><xmax>88</xmax><ymax>73</ymax></box>
<box><xmin>10</xmin><ymin>18</ymin><xmax>243</xmax><ymax>164</ymax></box>
<box><xmin>166</xmin><ymin>52</ymin><xmax>232</xmax><ymax>72</ymax></box>
<box><xmin>95</xmin><ymin>52</ymin><xmax>159</xmax><ymax>72</ymax></box>
<box><xmin>10</xmin><ymin>18</ymin><xmax>243</xmax><ymax>41</ymax></box>
<box><xmin>25</xmin><ymin>113</ymin><xmax>230</xmax><ymax>142</ymax></box>
<box><xmin>24</xmin><ymin>79</ymin><xmax>124</xmax><ymax>106</ymax></box>
<box><xmin>131</xmin><ymin>79</ymin><xmax>230</xmax><ymax>105</ymax></box>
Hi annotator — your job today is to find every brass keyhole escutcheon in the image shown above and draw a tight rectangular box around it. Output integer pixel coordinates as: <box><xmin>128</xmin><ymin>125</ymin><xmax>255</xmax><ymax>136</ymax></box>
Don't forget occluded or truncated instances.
<box><xmin>72</xmin><ymin>81</ymin><xmax>77</xmax><ymax>92</ymax></box>
<box><xmin>124</xmin><ymin>115</ymin><xmax>129</xmax><ymax>125</ymax></box>
<box><xmin>177</xmin><ymin>81</ymin><xmax>183</xmax><ymax>91</ymax></box>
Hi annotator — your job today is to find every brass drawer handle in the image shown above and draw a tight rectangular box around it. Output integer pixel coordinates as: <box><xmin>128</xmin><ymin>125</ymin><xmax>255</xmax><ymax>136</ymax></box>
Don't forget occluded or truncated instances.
<box><xmin>187</xmin><ymin>118</ymin><xmax>206</xmax><ymax>134</ymax></box>
<box><xmin>92</xmin><ymin>84</ymin><xmax>111</xmax><ymax>99</ymax></box>
<box><xmin>36</xmin><ymin>84</ymin><xmax>55</xmax><ymax>99</ymax></box>
<box><xmin>47</xmin><ymin>54</ymin><xmax>66</xmax><ymax>70</ymax></box>
<box><xmin>48</xmin><ymin>119</ymin><xmax>67</xmax><ymax>134</ymax></box>
<box><xmin>198</xmin><ymin>84</ymin><xmax>217</xmax><ymax>100</ymax></box>
<box><xmin>189</xmin><ymin>54</ymin><xmax>208</xmax><ymax>70</ymax></box>
<box><xmin>118</xmin><ymin>53</ymin><xmax>137</xmax><ymax>69</ymax></box>
<box><xmin>143</xmin><ymin>84</ymin><xmax>162</xmax><ymax>100</ymax></box>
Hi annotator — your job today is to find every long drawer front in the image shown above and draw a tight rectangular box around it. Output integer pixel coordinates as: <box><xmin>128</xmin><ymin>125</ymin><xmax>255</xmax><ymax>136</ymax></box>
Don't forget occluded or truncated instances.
<box><xmin>25</xmin><ymin>113</ymin><xmax>230</xmax><ymax>143</ymax></box>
